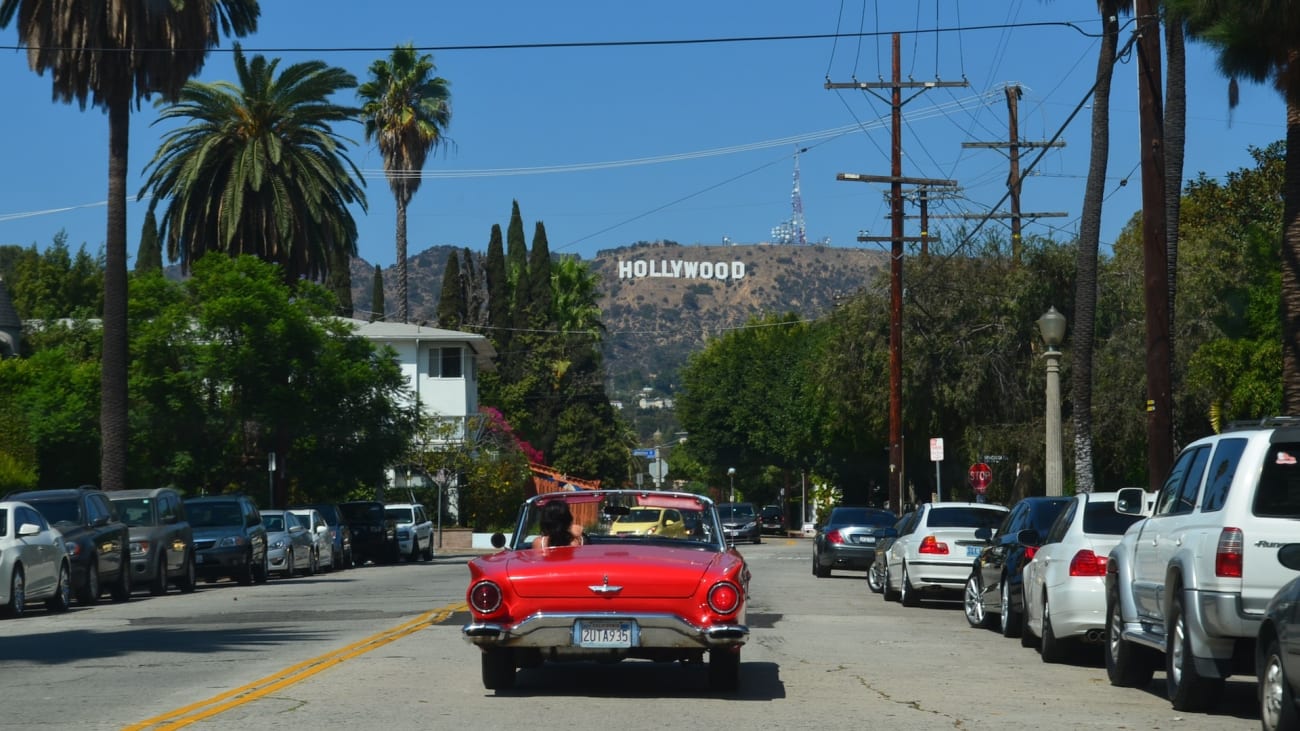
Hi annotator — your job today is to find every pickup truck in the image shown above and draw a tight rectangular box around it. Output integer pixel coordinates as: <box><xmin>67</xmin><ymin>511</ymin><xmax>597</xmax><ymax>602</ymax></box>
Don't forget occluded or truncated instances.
<box><xmin>1105</xmin><ymin>419</ymin><xmax>1300</xmax><ymax>712</ymax></box>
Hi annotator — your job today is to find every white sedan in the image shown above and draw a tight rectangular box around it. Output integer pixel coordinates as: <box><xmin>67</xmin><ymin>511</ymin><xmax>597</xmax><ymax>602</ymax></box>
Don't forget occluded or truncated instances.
<box><xmin>881</xmin><ymin>501</ymin><xmax>1009</xmax><ymax>606</ymax></box>
<box><xmin>1020</xmin><ymin>491</ymin><xmax>1149</xmax><ymax>662</ymax></box>
<box><xmin>0</xmin><ymin>500</ymin><xmax>72</xmax><ymax>617</ymax></box>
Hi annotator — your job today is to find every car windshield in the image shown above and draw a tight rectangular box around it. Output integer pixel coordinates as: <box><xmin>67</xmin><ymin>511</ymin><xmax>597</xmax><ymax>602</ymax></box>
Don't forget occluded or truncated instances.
<box><xmin>306</xmin><ymin>506</ymin><xmax>339</xmax><ymax>526</ymax></box>
<box><xmin>927</xmin><ymin>506</ymin><xmax>1006</xmax><ymax>529</ymax></box>
<box><xmin>189</xmin><ymin>503</ymin><xmax>242</xmax><ymax>528</ymax></box>
<box><xmin>514</xmin><ymin>490</ymin><xmax>724</xmax><ymax>551</ymax></box>
<box><xmin>341</xmin><ymin>503</ymin><xmax>384</xmax><ymax>522</ymax></box>
<box><xmin>115</xmin><ymin>498</ymin><xmax>156</xmax><ymax>527</ymax></box>
<box><xmin>1082</xmin><ymin>501</ymin><xmax>1145</xmax><ymax>535</ymax></box>
<box><xmin>717</xmin><ymin>504</ymin><xmax>755</xmax><ymax>521</ymax></box>
<box><xmin>386</xmin><ymin>508</ymin><xmax>414</xmax><ymax>523</ymax></box>
<box><xmin>262</xmin><ymin>514</ymin><xmax>288</xmax><ymax>532</ymax></box>
<box><xmin>0</xmin><ymin>507</ymin><xmax>7</xmax><ymax>537</ymax></box>
<box><xmin>27</xmin><ymin>498</ymin><xmax>81</xmax><ymax>526</ymax></box>
<box><xmin>828</xmin><ymin>508</ymin><xmax>894</xmax><ymax>526</ymax></box>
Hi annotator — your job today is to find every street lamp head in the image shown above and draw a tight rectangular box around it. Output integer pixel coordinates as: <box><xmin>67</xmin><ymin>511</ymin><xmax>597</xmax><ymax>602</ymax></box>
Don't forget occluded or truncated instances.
<box><xmin>727</xmin><ymin>467</ymin><xmax>736</xmax><ymax>477</ymax></box>
<box><xmin>1037</xmin><ymin>306</ymin><xmax>1067</xmax><ymax>350</ymax></box>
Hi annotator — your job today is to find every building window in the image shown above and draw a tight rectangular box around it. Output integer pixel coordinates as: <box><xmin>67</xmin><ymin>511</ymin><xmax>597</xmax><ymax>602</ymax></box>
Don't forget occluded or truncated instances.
<box><xmin>429</xmin><ymin>346</ymin><xmax>463</xmax><ymax>378</ymax></box>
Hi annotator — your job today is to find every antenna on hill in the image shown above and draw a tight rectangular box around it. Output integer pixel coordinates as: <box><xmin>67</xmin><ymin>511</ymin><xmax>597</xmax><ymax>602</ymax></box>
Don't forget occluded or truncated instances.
<box><xmin>771</xmin><ymin>147</ymin><xmax>810</xmax><ymax>245</ymax></box>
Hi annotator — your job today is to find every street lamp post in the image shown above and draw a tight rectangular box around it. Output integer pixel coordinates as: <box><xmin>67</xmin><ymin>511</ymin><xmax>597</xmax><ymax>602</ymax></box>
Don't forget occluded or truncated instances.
<box><xmin>727</xmin><ymin>467</ymin><xmax>736</xmax><ymax>503</ymax></box>
<box><xmin>1037</xmin><ymin>306</ymin><xmax>1067</xmax><ymax>497</ymax></box>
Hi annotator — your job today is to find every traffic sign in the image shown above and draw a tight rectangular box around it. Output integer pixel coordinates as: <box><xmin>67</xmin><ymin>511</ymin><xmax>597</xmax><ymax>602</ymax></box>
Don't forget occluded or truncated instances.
<box><xmin>929</xmin><ymin>438</ymin><xmax>944</xmax><ymax>462</ymax></box>
<box><xmin>969</xmin><ymin>462</ymin><xmax>993</xmax><ymax>494</ymax></box>
<box><xmin>632</xmin><ymin>448</ymin><xmax>657</xmax><ymax>458</ymax></box>
<box><xmin>648</xmin><ymin>459</ymin><xmax>668</xmax><ymax>486</ymax></box>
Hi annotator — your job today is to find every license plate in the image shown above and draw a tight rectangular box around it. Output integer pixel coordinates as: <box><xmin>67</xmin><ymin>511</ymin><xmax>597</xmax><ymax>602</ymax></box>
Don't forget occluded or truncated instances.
<box><xmin>574</xmin><ymin>620</ymin><xmax>635</xmax><ymax>648</ymax></box>
<box><xmin>966</xmin><ymin>545</ymin><xmax>981</xmax><ymax>557</ymax></box>
<box><xmin>857</xmin><ymin>536</ymin><xmax>876</xmax><ymax>545</ymax></box>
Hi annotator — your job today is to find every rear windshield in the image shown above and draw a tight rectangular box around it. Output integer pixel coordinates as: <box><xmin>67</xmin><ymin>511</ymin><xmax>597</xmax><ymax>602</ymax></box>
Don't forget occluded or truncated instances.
<box><xmin>828</xmin><ymin>508</ymin><xmax>895</xmax><ymax>526</ymax></box>
<box><xmin>927</xmin><ymin>507</ymin><xmax>1006</xmax><ymax>529</ymax></box>
<box><xmin>26</xmin><ymin>498</ymin><xmax>81</xmax><ymax>526</ymax></box>
<box><xmin>115</xmin><ymin>498</ymin><xmax>156</xmax><ymax>527</ymax></box>
<box><xmin>385</xmin><ymin>507</ymin><xmax>414</xmax><ymax>523</ymax></box>
<box><xmin>341</xmin><ymin>503</ymin><xmax>384</xmax><ymax>522</ymax></box>
<box><xmin>718</xmin><ymin>504</ymin><xmax>756</xmax><ymax>521</ymax></box>
<box><xmin>1081</xmin><ymin>501</ymin><xmax>1145</xmax><ymax>535</ymax></box>
<box><xmin>1254</xmin><ymin>444</ymin><xmax>1300</xmax><ymax>518</ymax></box>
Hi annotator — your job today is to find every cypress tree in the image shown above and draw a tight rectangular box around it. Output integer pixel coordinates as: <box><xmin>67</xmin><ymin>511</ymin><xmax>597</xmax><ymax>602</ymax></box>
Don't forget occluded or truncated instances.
<box><xmin>527</xmin><ymin>220</ymin><xmax>554</xmax><ymax>328</ymax></box>
<box><xmin>485</xmin><ymin>224</ymin><xmax>509</xmax><ymax>347</ymax></box>
<box><xmin>370</xmin><ymin>264</ymin><xmax>386</xmax><ymax>322</ymax></box>
<box><xmin>326</xmin><ymin>247</ymin><xmax>354</xmax><ymax>317</ymax></box>
<box><xmin>437</xmin><ymin>251</ymin><xmax>464</xmax><ymax>329</ymax></box>
<box><xmin>460</xmin><ymin>247</ymin><xmax>483</xmax><ymax>327</ymax></box>
<box><xmin>506</xmin><ymin>200</ymin><xmax>529</xmax><ymax>316</ymax></box>
<box><xmin>135</xmin><ymin>210</ymin><xmax>163</xmax><ymax>273</ymax></box>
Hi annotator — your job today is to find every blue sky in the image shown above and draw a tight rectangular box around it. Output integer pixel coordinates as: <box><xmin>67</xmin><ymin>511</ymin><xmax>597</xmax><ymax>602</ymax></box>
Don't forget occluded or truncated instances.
<box><xmin>0</xmin><ymin>1</ymin><xmax>1287</xmax><ymax>268</ymax></box>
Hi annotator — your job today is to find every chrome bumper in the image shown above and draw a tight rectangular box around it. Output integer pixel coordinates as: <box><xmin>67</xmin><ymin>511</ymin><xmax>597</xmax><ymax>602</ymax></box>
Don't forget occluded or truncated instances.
<box><xmin>463</xmin><ymin>611</ymin><xmax>748</xmax><ymax>651</ymax></box>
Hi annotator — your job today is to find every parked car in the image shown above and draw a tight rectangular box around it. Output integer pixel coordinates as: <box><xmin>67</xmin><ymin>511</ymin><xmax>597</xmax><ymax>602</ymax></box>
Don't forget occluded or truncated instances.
<box><xmin>1106</xmin><ymin>418</ymin><xmax>1300</xmax><ymax>712</ymax></box>
<box><xmin>880</xmin><ymin>501</ymin><xmax>1008</xmax><ymax>607</ymax></box>
<box><xmin>1020</xmin><ymin>491</ymin><xmax>1148</xmax><ymax>662</ymax></box>
<box><xmin>716</xmin><ymin>502</ymin><xmax>761</xmax><ymax>544</ymax></box>
<box><xmin>7</xmin><ymin>486</ymin><xmax>132</xmax><ymax>605</ymax></box>
<box><xmin>185</xmin><ymin>495</ymin><xmax>268</xmax><ymax>585</ymax></box>
<box><xmin>260</xmin><ymin>510</ymin><xmax>316</xmax><ymax>577</ymax></box>
<box><xmin>868</xmin><ymin>511</ymin><xmax>917</xmax><ymax>594</ymax></box>
<box><xmin>109</xmin><ymin>487</ymin><xmax>196</xmax><ymax>595</ymax></box>
<box><xmin>385</xmin><ymin>502</ymin><xmax>434</xmax><ymax>561</ymax></box>
<box><xmin>812</xmin><ymin>506</ymin><xmax>896</xmax><ymax>578</ymax></box>
<box><xmin>964</xmin><ymin>495</ymin><xmax>1072</xmax><ymax>639</ymax></box>
<box><xmin>293</xmin><ymin>503</ymin><xmax>351</xmax><ymax>570</ymax></box>
<box><xmin>760</xmin><ymin>505</ymin><xmax>786</xmax><ymax>535</ymax></box>
<box><xmin>1257</xmin><ymin>544</ymin><xmax>1300</xmax><ymax>731</ymax></box>
<box><xmin>340</xmin><ymin>501</ymin><xmax>399</xmax><ymax>566</ymax></box>
<box><xmin>611</xmin><ymin>506</ymin><xmax>690</xmax><ymax>538</ymax></box>
<box><xmin>463</xmin><ymin>490</ymin><xmax>749</xmax><ymax>692</ymax></box>
<box><xmin>288</xmin><ymin>508</ymin><xmax>334</xmax><ymax>572</ymax></box>
<box><xmin>0</xmin><ymin>500</ymin><xmax>72</xmax><ymax>617</ymax></box>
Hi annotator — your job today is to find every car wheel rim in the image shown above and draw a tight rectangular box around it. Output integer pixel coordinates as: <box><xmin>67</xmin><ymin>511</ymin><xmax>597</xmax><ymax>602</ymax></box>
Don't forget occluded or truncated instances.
<box><xmin>1000</xmin><ymin>581</ymin><xmax>1011</xmax><ymax>632</ymax></box>
<box><xmin>965</xmin><ymin>577</ymin><xmax>982</xmax><ymax>623</ymax></box>
<box><xmin>1170</xmin><ymin>612</ymin><xmax>1186</xmax><ymax>687</ymax></box>
<box><xmin>12</xmin><ymin>570</ymin><xmax>24</xmax><ymax>614</ymax></box>
<box><xmin>1108</xmin><ymin>601</ymin><xmax>1122</xmax><ymax>659</ymax></box>
<box><xmin>1264</xmin><ymin>654</ymin><xmax>1285</xmax><ymax>729</ymax></box>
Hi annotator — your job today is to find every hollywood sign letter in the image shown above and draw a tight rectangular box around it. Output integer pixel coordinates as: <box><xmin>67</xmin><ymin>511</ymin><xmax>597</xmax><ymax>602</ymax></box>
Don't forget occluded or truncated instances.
<box><xmin>617</xmin><ymin>259</ymin><xmax>746</xmax><ymax>281</ymax></box>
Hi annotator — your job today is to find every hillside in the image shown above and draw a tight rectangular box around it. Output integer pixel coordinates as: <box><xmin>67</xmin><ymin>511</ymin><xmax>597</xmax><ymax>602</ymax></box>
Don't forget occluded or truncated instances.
<box><xmin>349</xmin><ymin>241</ymin><xmax>888</xmax><ymax>388</ymax></box>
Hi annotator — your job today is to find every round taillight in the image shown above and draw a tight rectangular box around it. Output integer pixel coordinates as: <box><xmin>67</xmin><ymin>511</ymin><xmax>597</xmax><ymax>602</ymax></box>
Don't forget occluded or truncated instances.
<box><xmin>469</xmin><ymin>581</ymin><xmax>502</xmax><ymax>613</ymax></box>
<box><xmin>708</xmin><ymin>581</ymin><xmax>741</xmax><ymax>614</ymax></box>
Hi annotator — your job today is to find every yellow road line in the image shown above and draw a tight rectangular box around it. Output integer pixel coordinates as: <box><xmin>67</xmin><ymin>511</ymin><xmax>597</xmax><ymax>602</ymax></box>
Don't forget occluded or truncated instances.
<box><xmin>123</xmin><ymin>602</ymin><xmax>466</xmax><ymax>731</ymax></box>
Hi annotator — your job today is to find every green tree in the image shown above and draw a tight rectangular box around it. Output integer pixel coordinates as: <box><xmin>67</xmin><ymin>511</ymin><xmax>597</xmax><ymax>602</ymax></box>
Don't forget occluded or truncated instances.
<box><xmin>358</xmin><ymin>43</ymin><xmax>452</xmax><ymax>324</ymax></box>
<box><xmin>437</xmin><ymin>250</ymin><xmax>464</xmax><ymax>329</ymax></box>
<box><xmin>506</xmin><ymin>201</ymin><xmax>529</xmax><ymax>317</ymax></box>
<box><xmin>140</xmin><ymin>46</ymin><xmax>366</xmax><ymax>286</ymax></box>
<box><xmin>136</xmin><ymin>210</ymin><xmax>163</xmax><ymax>274</ymax></box>
<box><xmin>484</xmin><ymin>223</ymin><xmax>509</xmax><ymax>348</ymax></box>
<box><xmin>6</xmin><ymin>234</ymin><xmax>103</xmax><ymax>321</ymax></box>
<box><xmin>526</xmin><ymin>221</ymin><xmax>554</xmax><ymax>328</ymax></box>
<box><xmin>371</xmin><ymin>263</ymin><xmax>386</xmax><ymax>322</ymax></box>
<box><xmin>0</xmin><ymin>0</ymin><xmax>259</xmax><ymax>491</ymax></box>
<box><xmin>326</xmin><ymin>247</ymin><xmax>354</xmax><ymax>317</ymax></box>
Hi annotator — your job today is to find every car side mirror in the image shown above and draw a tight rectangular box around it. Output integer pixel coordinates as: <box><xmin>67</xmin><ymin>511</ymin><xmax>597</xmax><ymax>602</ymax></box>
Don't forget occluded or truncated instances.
<box><xmin>17</xmin><ymin>522</ymin><xmax>40</xmax><ymax>538</ymax></box>
<box><xmin>1016</xmin><ymin>528</ymin><xmax>1041</xmax><ymax>547</ymax></box>
<box><xmin>974</xmin><ymin>526</ymin><xmax>993</xmax><ymax>541</ymax></box>
<box><xmin>490</xmin><ymin>532</ymin><xmax>507</xmax><ymax>549</ymax></box>
<box><xmin>1115</xmin><ymin>487</ymin><xmax>1146</xmax><ymax>516</ymax></box>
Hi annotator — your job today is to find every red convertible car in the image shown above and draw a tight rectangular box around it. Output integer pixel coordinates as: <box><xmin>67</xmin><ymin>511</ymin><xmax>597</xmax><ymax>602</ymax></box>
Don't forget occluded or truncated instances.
<box><xmin>463</xmin><ymin>490</ymin><xmax>750</xmax><ymax>692</ymax></box>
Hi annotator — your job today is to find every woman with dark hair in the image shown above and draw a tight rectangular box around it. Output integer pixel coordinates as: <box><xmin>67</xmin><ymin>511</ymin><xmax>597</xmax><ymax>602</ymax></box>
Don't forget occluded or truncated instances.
<box><xmin>534</xmin><ymin>500</ymin><xmax>584</xmax><ymax>550</ymax></box>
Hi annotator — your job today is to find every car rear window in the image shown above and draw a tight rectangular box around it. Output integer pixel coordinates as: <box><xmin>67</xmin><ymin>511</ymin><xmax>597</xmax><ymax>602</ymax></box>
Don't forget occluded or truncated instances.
<box><xmin>927</xmin><ymin>507</ymin><xmax>1006</xmax><ymax>529</ymax></box>
<box><xmin>1081</xmin><ymin>501</ymin><xmax>1144</xmax><ymax>535</ymax></box>
<box><xmin>1254</xmin><ymin>443</ymin><xmax>1300</xmax><ymax>518</ymax></box>
<box><xmin>341</xmin><ymin>503</ymin><xmax>384</xmax><ymax>521</ymax></box>
<box><xmin>26</xmin><ymin>498</ymin><xmax>81</xmax><ymax>526</ymax></box>
<box><xmin>829</xmin><ymin>508</ymin><xmax>894</xmax><ymax>526</ymax></box>
<box><xmin>385</xmin><ymin>507</ymin><xmax>414</xmax><ymax>523</ymax></box>
<box><xmin>0</xmin><ymin>507</ymin><xmax>7</xmax><ymax>537</ymax></box>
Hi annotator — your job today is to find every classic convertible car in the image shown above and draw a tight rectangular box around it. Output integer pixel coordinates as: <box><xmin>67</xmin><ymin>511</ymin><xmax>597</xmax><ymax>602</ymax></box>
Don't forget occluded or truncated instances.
<box><xmin>463</xmin><ymin>490</ymin><xmax>750</xmax><ymax>692</ymax></box>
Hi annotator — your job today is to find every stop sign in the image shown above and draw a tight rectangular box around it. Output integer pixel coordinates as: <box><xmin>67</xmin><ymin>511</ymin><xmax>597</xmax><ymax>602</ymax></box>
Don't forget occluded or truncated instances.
<box><xmin>969</xmin><ymin>462</ymin><xmax>993</xmax><ymax>494</ymax></box>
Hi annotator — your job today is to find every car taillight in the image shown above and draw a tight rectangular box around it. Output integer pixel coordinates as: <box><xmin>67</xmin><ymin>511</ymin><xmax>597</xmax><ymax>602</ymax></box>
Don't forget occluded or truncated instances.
<box><xmin>708</xmin><ymin>582</ymin><xmax>741</xmax><ymax>614</ymax></box>
<box><xmin>827</xmin><ymin>529</ymin><xmax>844</xmax><ymax>545</ymax></box>
<box><xmin>1023</xmin><ymin>545</ymin><xmax>1038</xmax><ymax>561</ymax></box>
<box><xmin>1216</xmin><ymin>527</ymin><xmax>1244</xmax><ymax>578</ymax></box>
<box><xmin>918</xmin><ymin>536</ymin><xmax>948</xmax><ymax>554</ymax></box>
<box><xmin>1068</xmin><ymin>549</ymin><xmax>1108</xmax><ymax>577</ymax></box>
<box><xmin>469</xmin><ymin>580</ymin><xmax>503</xmax><ymax>613</ymax></box>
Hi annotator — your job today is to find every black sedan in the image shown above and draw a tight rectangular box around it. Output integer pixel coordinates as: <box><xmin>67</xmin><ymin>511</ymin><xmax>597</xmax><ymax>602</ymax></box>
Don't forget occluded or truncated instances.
<box><xmin>812</xmin><ymin>506</ymin><xmax>896</xmax><ymax>578</ymax></box>
<box><xmin>1258</xmin><ymin>544</ymin><xmax>1300</xmax><ymax>731</ymax></box>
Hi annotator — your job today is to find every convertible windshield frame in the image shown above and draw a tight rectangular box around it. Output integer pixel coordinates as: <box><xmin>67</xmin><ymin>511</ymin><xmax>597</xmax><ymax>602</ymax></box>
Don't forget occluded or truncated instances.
<box><xmin>509</xmin><ymin>489</ymin><xmax>728</xmax><ymax>552</ymax></box>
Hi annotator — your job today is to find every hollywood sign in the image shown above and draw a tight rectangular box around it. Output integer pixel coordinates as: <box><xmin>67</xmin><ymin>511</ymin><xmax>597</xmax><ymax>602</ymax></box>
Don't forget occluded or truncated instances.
<box><xmin>617</xmin><ymin>259</ymin><xmax>746</xmax><ymax>281</ymax></box>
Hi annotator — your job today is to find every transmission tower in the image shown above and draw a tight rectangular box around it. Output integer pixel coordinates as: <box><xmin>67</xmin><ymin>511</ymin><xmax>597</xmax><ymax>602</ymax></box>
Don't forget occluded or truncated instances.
<box><xmin>791</xmin><ymin>148</ymin><xmax>807</xmax><ymax>246</ymax></box>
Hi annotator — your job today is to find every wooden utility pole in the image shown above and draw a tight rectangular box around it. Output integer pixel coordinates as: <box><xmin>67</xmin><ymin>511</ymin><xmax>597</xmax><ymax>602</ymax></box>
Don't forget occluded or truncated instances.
<box><xmin>961</xmin><ymin>84</ymin><xmax>1066</xmax><ymax>261</ymax></box>
<box><xmin>827</xmin><ymin>33</ymin><xmax>965</xmax><ymax>512</ymax></box>
<box><xmin>1135</xmin><ymin>1</ymin><xmax>1173</xmax><ymax>491</ymax></box>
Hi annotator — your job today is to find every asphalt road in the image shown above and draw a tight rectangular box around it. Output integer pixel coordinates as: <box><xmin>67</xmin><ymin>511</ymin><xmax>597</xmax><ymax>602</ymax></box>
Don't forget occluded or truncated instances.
<box><xmin>0</xmin><ymin>538</ymin><xmax>1263</xmax><ymax>730</ymax></box>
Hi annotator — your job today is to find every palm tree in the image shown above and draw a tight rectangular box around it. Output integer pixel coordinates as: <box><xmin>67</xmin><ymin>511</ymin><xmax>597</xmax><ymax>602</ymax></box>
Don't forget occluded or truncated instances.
<box><xmin>357</xmin><ymin>44</ymin><xmax>453</xmax><ymax>323</ymax></box>
<box><xmin>551</xmin><ymin>256</ymin><xmax>605</xmax><ymax>339</ymax></box>
<box><xmin>0</xmin><ymin>0</ymin><xmax>259</xmax><ymax>491</ymax></box>
<box><xmin>140</xmin><ymin>46</ymin><xmax>366</xmax><ymax>285</ymax></box>
<box><xmin>1167</xmin><ymin>0</ymin><xmax>1300</xmax><ymax>410</ymax></box>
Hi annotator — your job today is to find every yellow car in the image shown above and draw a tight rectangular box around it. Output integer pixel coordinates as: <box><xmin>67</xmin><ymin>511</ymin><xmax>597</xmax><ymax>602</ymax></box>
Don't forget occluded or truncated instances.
<box><xmin>611</xmin><ymin>507</ymin><xmax>688</xmax><ymax>538</ymax></box>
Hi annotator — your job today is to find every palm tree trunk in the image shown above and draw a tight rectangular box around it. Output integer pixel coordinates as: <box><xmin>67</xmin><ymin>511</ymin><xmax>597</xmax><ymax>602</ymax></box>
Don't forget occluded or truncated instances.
<box><xmin>1282</xmin><ymin>57</ymin><xmax>1300</xmax><ymax>413</ymax></box>
<box><xmin>101</xmin><ymin>92</ymin><xmax>131</xmax><ymax>491</ymax></box>
<box><xmin>1071</xmin><ymin>10</ymin><xmax>1120</xmax><ymax>493</ymax></box>
<box><xmin>395</xmin><ymin>196</ymin><xmax>409</xmax><ymax>323</ymax></box>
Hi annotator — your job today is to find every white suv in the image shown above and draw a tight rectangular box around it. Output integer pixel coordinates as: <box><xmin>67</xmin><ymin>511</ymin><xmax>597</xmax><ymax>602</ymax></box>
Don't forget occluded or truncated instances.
<box><xmin>1105</xmin><ymin>419</ymin><xmax>1300</xmax><ymax>712</ymax></box>
<box><xmin>385</xmin><ymin>503</ymin><xmax>434</xmax><ymax>561</ymax></box>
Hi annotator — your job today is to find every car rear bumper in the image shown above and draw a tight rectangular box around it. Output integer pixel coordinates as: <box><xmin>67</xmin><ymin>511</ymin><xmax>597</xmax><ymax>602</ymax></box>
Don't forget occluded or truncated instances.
<box><xmin>823</xmin><ymin>545</ymin><xmax>876</xmax><ymax>570</ymax></box>
<box><xmin>907</xmin><ymin>558</ymin><xmax>972</xmax><ymax>590</ymax></box>
<box><xmin>463</xmin><ymin>612</ymin><xmax>749</xmax><ymax>654</ymax></box>
<box><xmin>1041</xmin><ymin>578</ymin><xmax>1107</xmax><ymax>639</ymax></box>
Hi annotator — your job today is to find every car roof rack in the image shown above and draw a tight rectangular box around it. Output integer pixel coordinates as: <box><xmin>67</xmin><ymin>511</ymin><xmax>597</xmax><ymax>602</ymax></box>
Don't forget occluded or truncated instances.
<box><xmin>1224</xmin><ymin>416</ymin><xmax>1300</xmax><ymax>432</ymax></box>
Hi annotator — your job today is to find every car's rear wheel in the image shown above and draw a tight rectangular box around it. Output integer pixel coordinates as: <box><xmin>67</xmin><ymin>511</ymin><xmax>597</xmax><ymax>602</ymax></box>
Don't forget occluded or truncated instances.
<box><xmin>900</xmin><ymin>562</ymin><xmax>919</xmax><ymax>607</ymax></box>
<box><xmin>307</xmin><ymin>548</ymin><xmax>318</xmax><ymax>576</ymax></box>
<box><xmin>866</xmin><ymin>563</ymin><xmax>885</xmax><ymax>593</ymax></box>
<box><xmin>708</xmin><ymin>648</ymin><xmax>740</xmax><ymax>692</ymax></box>
<box><xmin>149</xmin><ymin>555</ymin><xmax>168</xmax><ymax>596</ymax></box>
<box><xmin>1105</xmin><ymin>585</ymin><xmax>1155</xmax><ymax>687</ymax></box>
<box><xmin>177</xmin><ymin>552</ymin><xmax>197</xmax><ymax>594</ymax></box>
<box><xmin>253</xmin><ymin>552</ymin><xmax>269</xmax><ymax>584</ymax></box>
<box><xmin>1166</xmin><ymin>592</ymin><xmax>1223</xmax><ymax>711</ymax></box>
<box><xmin>1039</xmin><ymin>593</ymin><xmax>1069</xmax><ymax>663</ymax></box>
<box><xmin>284</xmin><ymin>549</ymin><xmax>296</xmax><ymax>579</ymax></box>
<box><xmin>409</xmin><ymin>537</ymin><xmax>420</xmax><ymax>562</ymax></box>
<box><xmin>4</xmin><ymin>565</ymin><xmax>25</xmax><ymax>617</ymax></box>
<box><xmin>481</xmin><ymin>648</ymin><xmax>516</xmax><ymax>690</ymax></box>
<box><xmin>422</xmin><ymin>541</ymin><xmax>434</xmax><ymax>561</ymax></box>
<box><xmin>882</xmin><ymin>564</ymin><xmax>900</xmax><ymax>602</ymax></box>
<box><xmin>964</xmin><ymin>573</ymin><xmax>993</xmax><ymax>629</ymax></box>
<box><xmin>77</xmin><ymin>560</ymin><xmax>100</xmax><ymax>605</ymax></box>
<box><xmin>1261</xmin><ymin>637</ymin><xmax>1299</xmax><ymax>731</ymax></box>
<box><xmin>812</xmin><ymin>552</ymin><xmax>830</xmax><ymax>578</ymax></box>
<box><xmin>109</xmin><ymin>555</ymin><xmax>131</xmax><ymax>603</ymax></box>
<box><xmin>46</xmin><ymin>562</ymin><xmax>71</xmax><ymax>612</ymax></box>
<box><xmin>999</xmin><ymin>578</ymin><xmax>1021</xmax><ymax>638</ymax></box>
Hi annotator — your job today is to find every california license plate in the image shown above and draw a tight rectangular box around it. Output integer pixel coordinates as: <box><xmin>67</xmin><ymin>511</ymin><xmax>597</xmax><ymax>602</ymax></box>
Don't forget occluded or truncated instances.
<box><xmin>966</xmin><ymin>545</ymin><xmax>981</xmax><ymax>557</ymax></box>
<box><xmin>574</xmin><ymin>620</ymin><xmax>635</xmax><ymax>648</ymax></box>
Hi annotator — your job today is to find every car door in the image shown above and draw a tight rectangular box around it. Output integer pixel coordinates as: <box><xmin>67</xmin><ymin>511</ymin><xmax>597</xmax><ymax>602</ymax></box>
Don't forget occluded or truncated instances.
<box><xmin>86</xmin><ymin>493</ymin><xmax>124</xmax><ymax>583</ymax></box>
<box><xmin>1132</xmin><ymin>444</ymin><xmax>1210</xmax><ymax>619</ymax></box>
<box><xmin>159</xmin><ymin>493</ymin><xmax>183</xmax><ymax>573</ymax></box>
<box><xmin>16</xmin><ymin>504</ymin><xmax>57</xmax><ymax>596</ymax></box>
<box><xmin>978</xmin><ymin>503</ymin><xmax>1025</xmax><ymax>609</ymax></box>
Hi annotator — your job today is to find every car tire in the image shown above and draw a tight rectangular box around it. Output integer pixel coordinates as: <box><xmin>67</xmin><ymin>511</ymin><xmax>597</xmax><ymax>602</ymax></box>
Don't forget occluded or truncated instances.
<box><xmin>882</xmin><ymin>564</ymin><xmax>901</xmax><ymax>602</ymax></box>
<box><xmin>999</xmin><ymin>578</ymin><xmax>1022</xmax><ymax>638</ymax></box>
<box><xmin>308</xmin><ymin>548</ymin><xmax>319</xmax><ymax>576</ymax></box>
<box><xmin>46</xmin><ymin>561</ymin><xmax>71</xmax><ymax>612</ymax></box>
<box><xmin>900</xmin><ymin>562</ymin><xmax>919</xmax><ymax>607</ymax></box>
<box><xmin>253</xmin><ymin>551</ymin><xmax>269</xmax><ymax>584</ymax></box>
<box><xmin>4</xmin><ymin>565</ymin><xmax>24</xmax><ymax>617</ymax></box>
<box><xmin>481</xmin><ymin>648</ymin><xmax>516</xmax><ymax>691</ymax></box>
<box><xmin>752</xmin><ymin>534</ymin><xmax>761</xmax><ymax>545</ymax></box>
<box><xmin>1039</xmin><ymin>594</ymin><xmax>1069</xmax><ymax>663</ymax></box>
<box><xmin>177</xmin><ymin>552</ymin><xmax>197</xmax><ymax>594</ymax></box>
<box><xmin>812</xmin><ymin>552</ymin><xmax>830</xmax><ymax>578</ymax></box>
<box><xmin>422</xmin><ymin>541</ymin><xmax>434</xmax><ymax>561</ymax></box>
<box><xmin>964</xmin><ymin>572</ymin><xmax>994</xmax><ymax>629</ymax></box>
<box><xmin>1261</xmin><ymin>637</ymin><xmax>1299</xmax><ymax>731</ymax></box>
<box><xmin>109</xmin><ymin>554</ymin><xmax>132</xmax><ymax>603</ymax></box>
<box><xmin>237</xmin><ymin>550</ymin><xmax>255</xmax><ymax>586</ymax></box>
<box><xmin>1105</xmin><ymin>585</ymin><xmax>1155</xmax><ymax>687</ymax></box>
<box><xmin>708</xmin><ymin>648</ymin><xmax>741</xmax><ymax>693</ymax></box>
<box><xmin>284</xmin><ymin>549</ymin><xmax>296</xmax><ymax>579</ymax></box>
<box><xmin>409</xmin><ymin>537</ymin><xmax>420</xmax><ymax>562</ymax></box>
<box><xmin>149</xmin><ymin>554</ymin><xmax>168</xmax><ymax>596</ymax></box>
<box><xmin>1166</xmin><ymin>591</ymin><xmax>1224</xmax><ymax>711</ymax></box>
<box><xmin>77</xmin><ymin>560</ymin><xmax>100</xmax><ymax>605</ymax></box>
<box><xmin>867</xmin><ymin>563</ymin><xmax>885</xmax><ymax>593</ymax></box>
